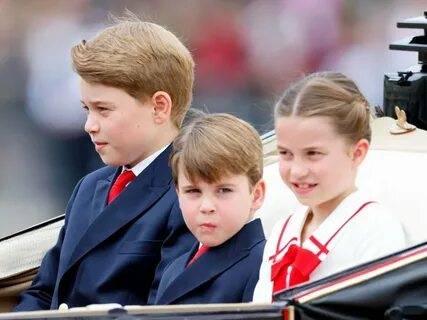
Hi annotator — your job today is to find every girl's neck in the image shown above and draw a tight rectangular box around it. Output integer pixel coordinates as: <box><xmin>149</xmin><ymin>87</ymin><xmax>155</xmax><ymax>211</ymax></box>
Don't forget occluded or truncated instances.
<box><xmin>312</xmin><ymin>186</ymin><xmax>357</xmax><ymax>219</ymax></box>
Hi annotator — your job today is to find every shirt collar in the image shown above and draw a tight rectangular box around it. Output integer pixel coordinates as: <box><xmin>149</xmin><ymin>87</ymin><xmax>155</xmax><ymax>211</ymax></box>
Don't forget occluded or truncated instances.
<box><xmin>123</xmin><ymin>144</ymin><xmax>169</xmax><ymax>177</ymax></box>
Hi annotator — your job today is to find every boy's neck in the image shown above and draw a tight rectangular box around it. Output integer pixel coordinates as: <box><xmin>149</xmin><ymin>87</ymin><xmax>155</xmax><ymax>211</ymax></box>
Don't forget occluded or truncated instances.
<box><xmin>125</xmin><ymin>144</ymin><xmax>169</xmax><ymax>174</ymax></box>
<box><xmin>156</xmin><ymin>125</ymin><xmax>179</xmax><ymax>149</ymax></box>
<box><xmin>126</xmin><ymin>125</ymin><xmax>178</xmax><ymax>168</ymax></box>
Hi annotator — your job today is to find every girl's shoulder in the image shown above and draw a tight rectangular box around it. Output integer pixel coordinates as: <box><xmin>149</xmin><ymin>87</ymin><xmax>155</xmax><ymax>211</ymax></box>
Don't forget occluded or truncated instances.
<box><xmin>339</xmin><ymin>199</ymin><xmax>407</xmax><ymax>252</ymax></box>
<box><xmin>341</xmin><ymin>190</ymin><xmax>403</xmax><ymax>230</ymax></box>
<box><xmin>352</xmin><ymin>200</ymin><xmax>404</xmax><ymax>232</ymax></box>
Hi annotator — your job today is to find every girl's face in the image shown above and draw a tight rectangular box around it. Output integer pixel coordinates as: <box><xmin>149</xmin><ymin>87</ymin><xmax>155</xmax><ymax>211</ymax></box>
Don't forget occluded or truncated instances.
<box><xmin>275</xmin><ymin>116</ymin><xmax>368</xmax><ymax>215</ymax></box>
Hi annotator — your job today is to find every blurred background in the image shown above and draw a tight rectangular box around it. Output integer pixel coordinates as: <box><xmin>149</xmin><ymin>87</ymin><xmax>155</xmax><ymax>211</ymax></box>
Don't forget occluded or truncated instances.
<box><xmin>0</xmin><ymin>0</ymin><xmax>424</xmax><ymax>237</ymax></box>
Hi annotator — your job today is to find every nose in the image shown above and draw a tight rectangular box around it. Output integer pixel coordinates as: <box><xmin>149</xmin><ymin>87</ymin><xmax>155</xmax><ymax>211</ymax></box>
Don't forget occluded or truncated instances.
<box><xmin>289</xmin><ymin>160</ymin><xmax>310</xmax><ymax>180</ymax></box>
<box><xmin>84</xmin><ymin>112</ymin><xmax>100</xmax><ymax>134</ymax></box>
<box><xmin>199</xmin><ymin>195</ymin><xmax>216</xmax><ymax>214</ymax></box>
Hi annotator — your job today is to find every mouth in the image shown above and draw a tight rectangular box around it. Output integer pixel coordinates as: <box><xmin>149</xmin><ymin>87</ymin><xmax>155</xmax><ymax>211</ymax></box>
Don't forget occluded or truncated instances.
<box><xmin>291</xmin><ymin>182</ymin><xmax>317</xmax><ymax>195</ymax></box>
<box><xmin>93</xmin><ymin>141</ymin><xmax>108</xmax><ymax>151</ymax></box>
<box><xmin>199</xmin><ymin>222</ymin><xmax>217</xmax><ymax>232</ymax></box>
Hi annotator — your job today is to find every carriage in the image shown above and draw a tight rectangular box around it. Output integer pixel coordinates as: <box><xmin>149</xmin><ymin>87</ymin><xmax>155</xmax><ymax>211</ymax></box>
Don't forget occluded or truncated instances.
<box><xmin>1</xmin><ymin>115</ymin><xmax>426</xmax><ymax>320</ymax></box>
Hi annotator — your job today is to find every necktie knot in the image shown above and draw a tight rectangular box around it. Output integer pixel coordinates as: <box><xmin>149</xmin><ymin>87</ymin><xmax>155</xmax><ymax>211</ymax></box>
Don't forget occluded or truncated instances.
<box><xmin>187</xmin><ymin>244</ymin><xmax>209</xmax><ymax>266</ymax></box>
<box><xmin>108</xmin><ymin>170</ymin><xmax>136</xmax><ymax>204</ymax></box>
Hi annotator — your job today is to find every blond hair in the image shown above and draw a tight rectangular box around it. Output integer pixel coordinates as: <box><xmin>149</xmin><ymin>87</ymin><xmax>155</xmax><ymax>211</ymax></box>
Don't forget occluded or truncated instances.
<box><xmin>275</xmin><ymin>72</ymin><xmax>371</xmax><ymax>143</ymax></box>
<box><xmin>71</xmin><ymin>19</ymin><xmax>194</xmax><ymax>128</ymax></box>
<box><xmin>171</xmin><ymin>113</ymin><xmax>263</xmax><ymax>187</ymax></box>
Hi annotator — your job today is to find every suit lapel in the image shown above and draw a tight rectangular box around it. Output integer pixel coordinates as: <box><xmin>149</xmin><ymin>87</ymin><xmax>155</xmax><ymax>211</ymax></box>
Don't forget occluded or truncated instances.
<box><xmin>91</xmin><ymin>171</ymin><xmax>116</xmax><ymax>221</ymax></box>
<box><xmin>158</xmin><ymin>247</ymin><xmax>195</xmax><ymax>298</ymax></box>
<box><xmin>57</xmin><ymin>171</ymin><xmax>115</xmax><ymax>272</ymax></box>
<box><xmin>157</xmin><ymin>219</ymin><xmax>265</xmax><ymax>304</ymax></box>
<box><xmin>61</xmin><ymin>146</ymin><xmax>173</xmax><ymax>280</ymax></box>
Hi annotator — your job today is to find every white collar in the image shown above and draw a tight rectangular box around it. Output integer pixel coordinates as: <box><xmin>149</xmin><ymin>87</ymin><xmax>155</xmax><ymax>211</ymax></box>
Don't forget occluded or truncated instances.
<box><xmin>123</xmin><ymin>144</ymin><xmax>169</xmax><ymax>177</ymax></box>
<box><xmin>275</xmin><ymin>190</ymin><xmax>375</xmax><ymax>262</ymax></box>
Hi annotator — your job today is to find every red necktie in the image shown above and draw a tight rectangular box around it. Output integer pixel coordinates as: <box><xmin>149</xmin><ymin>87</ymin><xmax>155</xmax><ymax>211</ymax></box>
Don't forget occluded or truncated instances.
<box><xmin>187</xmin><ymin>244</ymin><xmax>209</xmax><ymax>266</ymax></box>
<box><xmin>107</xmin><ymin>170</ymin><xmax>136</xmax><ymax>204</ymax></box>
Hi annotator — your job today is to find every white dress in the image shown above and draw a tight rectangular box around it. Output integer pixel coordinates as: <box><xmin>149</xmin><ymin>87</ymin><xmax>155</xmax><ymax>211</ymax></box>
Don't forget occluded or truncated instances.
<box><xmin>252</xmin><ymin>190</ymin><xmax>407</xmax><ymax>303</ymax></box>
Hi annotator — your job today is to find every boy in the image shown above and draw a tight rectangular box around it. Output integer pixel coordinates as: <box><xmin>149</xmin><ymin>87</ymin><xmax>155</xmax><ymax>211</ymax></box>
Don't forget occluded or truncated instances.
<box><xmin>15</xmin><ymin>19</ymin><xmax>195</xmax><ymax>310</ymax></box>
<box><xmin>154</xmin><ymin>114</ymin><xmax>266</xmax><ymax>305</ymax></box>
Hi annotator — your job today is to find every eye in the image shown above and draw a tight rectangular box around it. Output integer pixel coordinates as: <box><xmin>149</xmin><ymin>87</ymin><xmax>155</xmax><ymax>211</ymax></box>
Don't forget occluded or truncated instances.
<box><xmin>218</xmin><ymin>187</ymin><xmax>233</xmax><ymax>194</ymax></box>
<box><xmin>97</xmin><ymin>107</ymin><xmax>110</xmax><ymax>114</ymax></box>
<box><xmin>81</xmin><ymin>105</ymin><xmax>89</xmax><ymax>112</ymax></box>
<box><xmin>307</xmin><ymin>150</ymin><xmax>323</xmax><ymax>159</ymax></box>
<box><xmin>183</xmin><ymin>188</ymin><xmax>201</xmax><ymax>194</ymax></box>
<box><xmin>279</xmin><ymin>149</ymin><xmax>293</xmax><ymax>160</ymax></box>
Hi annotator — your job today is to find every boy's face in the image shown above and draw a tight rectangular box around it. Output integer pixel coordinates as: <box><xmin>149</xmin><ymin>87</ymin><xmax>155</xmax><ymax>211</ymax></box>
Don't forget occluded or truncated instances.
<box><xmin>80</xmin><ymin>79</ymin><xmax>160</xmax><ymax>167</ymax></box>
<box><xmin>177</xmin><ymin>172</ymin><xmax>265</xmax><ymax>247</ymax></box>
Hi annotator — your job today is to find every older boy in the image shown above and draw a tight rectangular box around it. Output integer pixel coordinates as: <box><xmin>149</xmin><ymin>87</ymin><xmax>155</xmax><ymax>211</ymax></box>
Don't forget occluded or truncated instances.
<box><xmin>154</xmin><ymin>114</ymin><xmax>266</xmax><ymax>305</ymax></box>
<box><xmin>15</xmin><ymin>19</ymin><xmax>195</xmax><ymax>310</ymax></box>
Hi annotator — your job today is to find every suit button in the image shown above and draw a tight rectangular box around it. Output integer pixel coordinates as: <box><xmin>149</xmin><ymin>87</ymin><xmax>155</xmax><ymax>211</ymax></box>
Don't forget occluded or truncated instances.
<box><xmin>58</xmin><ymin>303</ymin><xmax>69</xmax><ymax>310</ymax></box>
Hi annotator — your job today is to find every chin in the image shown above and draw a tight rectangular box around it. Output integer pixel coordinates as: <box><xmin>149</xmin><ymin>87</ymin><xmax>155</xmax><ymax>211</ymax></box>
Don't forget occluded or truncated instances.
<box><xmin>100</xmin><ymin>156</ymin><xmax>126</xmax><ymax>167</ymax></box>
<box><xmin>296</xmin><ymin>196</ymin><xmax>315</xmax><ymax>207</ymax></box>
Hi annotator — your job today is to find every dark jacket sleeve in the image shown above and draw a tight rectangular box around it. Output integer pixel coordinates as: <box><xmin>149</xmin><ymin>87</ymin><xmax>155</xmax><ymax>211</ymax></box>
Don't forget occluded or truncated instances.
<box><xmin>147</xmin><ymin>200</ymin><xmax>195</xmax><ymax>305</ymax></box>
<box><xmin>242</xmin><ymin>266</ymin><xmax>263</xmax><ymax>303</ymax></box>
<box><xmin>13</xmin><ymin>178</ymin><xmax>83</xmax><ymax>311</ymax></box>
<box><xmin>242</xmin><ymin>241</ymin><xmax>266</xmax><ymax>303</ymax></box>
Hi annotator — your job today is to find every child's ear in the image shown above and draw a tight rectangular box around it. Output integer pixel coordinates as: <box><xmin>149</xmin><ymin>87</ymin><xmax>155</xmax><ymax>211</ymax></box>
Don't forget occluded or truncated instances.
<box><xmin>151</xmin><ymin>91</ymin><xmax>172</xmax><ymax>124</ymax></box>
<box><xmin>251</xmin><ymin>179</ymin><xmax>266</xmax><ymax>213</ymax></box>
<box><xmin>351</xmin><ymin>138</ymin><xmax>370</xmax><ymax>167</ymax></box>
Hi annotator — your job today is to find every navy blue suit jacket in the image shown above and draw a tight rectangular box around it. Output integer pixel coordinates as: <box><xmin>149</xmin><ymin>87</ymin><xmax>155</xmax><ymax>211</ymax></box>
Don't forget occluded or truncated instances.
<box><xmin>14</xmin><ymin>146</ymin><xmax>195</xmax><ymax>310</ymax></box>
<box><xmin>154</xmin><ymin>219</ymin><xmax>265</xmax><ymax>305</ymax></box>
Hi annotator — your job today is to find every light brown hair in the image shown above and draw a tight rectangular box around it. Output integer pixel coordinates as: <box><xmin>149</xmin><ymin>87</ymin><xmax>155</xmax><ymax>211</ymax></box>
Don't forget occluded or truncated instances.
<box><xmin>171</xmin><ymin>113</ymin><xmax>263</xmax><ymax>187</ymax></box>
<box><xmin>71</xmin><ymin>18</ymin><xmax>194</xmax><ymax>128</ymax></box>
<box><xmin>275</xmin><ymin>72</ymin><xmax>371</xmax><ymax>143</ymax></box>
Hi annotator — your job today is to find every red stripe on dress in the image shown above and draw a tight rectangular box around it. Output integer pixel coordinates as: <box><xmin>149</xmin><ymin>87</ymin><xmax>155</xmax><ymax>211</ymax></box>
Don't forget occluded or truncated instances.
<box><xmin>324</xmin><ymin>201</ymin><xmax>375</xmax><ymax>247</ymax></box>
<box><xmin>269</xmin><ymin>215</ymin><xmax>294</xmax><ymax>262</ymax></box>
<box><xmin>309</xmin><ymin>235</ymin><xmax>329</xmax><ymax>256</ymax></box>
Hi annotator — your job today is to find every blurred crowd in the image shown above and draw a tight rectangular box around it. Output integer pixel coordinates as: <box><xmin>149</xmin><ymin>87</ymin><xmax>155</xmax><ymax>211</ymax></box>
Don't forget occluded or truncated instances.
<box><xmin>0</xmin><ymin>0</ymin><xmax>424</xmax><ymax>237</ymax></box>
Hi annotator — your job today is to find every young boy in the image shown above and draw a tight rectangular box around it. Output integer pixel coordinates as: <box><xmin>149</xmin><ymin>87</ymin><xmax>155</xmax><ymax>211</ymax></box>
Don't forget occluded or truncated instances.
<box><xmin>14</xmin><ymin>19</ymin><xmax>196</xmax><ymax>310</ymax></box>
<box><xmin>154</xmin><ymin>114</ymin><xmax>266</xmax><ymax>305</ymax></box>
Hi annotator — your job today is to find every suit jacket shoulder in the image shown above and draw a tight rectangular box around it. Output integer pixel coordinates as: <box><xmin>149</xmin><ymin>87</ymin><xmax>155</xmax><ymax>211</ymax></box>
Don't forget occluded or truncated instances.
<box><xmin>15</xmin><ymin>145</ymin><xmax>195</xmax><ymax>310</ymax></box>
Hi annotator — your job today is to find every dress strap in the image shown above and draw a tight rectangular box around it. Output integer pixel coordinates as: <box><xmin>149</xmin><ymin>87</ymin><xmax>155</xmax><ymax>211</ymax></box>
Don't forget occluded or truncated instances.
<box><xmin>305</xmin><ymin>201</ymin><xmax>375</xmax><ymax>259</ymax></box>
<box><xmin>269</xmin><ymin>215</ymin><xmax>294</xmax><ymax>263</ymax></box>
<box><xmin>324</xmin><ymin>201</ymin><xmax>375</xmax><ymax>247</ymax></box>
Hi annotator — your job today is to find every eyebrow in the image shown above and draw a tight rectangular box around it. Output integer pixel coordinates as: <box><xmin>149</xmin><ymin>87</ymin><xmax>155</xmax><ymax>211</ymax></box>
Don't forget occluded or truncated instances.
<box><xmin>180</xmin><ymin>183</ymin><xmax>236</xmax><ymax>189</ymax></box>
<box><xmin>277</xmin><ymin>144</ymin><xmax>325</xmax><ymax>151</ymax></box>
<box><xmin>180</xmin><ymin>184</ymin><xmax>198</xmax><ymax>189</ymax></box>
<box><xmin>277</xmin><ymin>144</ymin><xmax>287</xmax><ymax>150</ymax></box>
<box><xmin>303</xmin><ymin>145</ymin><xmax>324</xmax><ymax>150</ymax></box>
<box><xmin>216</xmin><ymin>183</ymin><xmax>236</xmax><ymax>188</ymax></box>
<box><xmin>80</xmin><ymin>100</ymin><xmax>114</xmax><ymax>107</ymax></box>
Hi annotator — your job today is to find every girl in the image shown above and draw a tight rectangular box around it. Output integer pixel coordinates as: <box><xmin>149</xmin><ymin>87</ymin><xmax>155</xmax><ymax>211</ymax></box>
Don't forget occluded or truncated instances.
<box><xmin>253</xmin><ymin>72</ymin><xmax>407</xmax><ymax>302</ymax></box>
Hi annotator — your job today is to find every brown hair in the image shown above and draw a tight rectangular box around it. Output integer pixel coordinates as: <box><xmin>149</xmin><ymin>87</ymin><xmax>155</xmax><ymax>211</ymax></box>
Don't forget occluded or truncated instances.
<box><xmin>171</xmin><ymin>113</ymin><xmax>263</xmax><ymax>187</ymax></box>
<box><xmin>275</xmin><ymin>72</ymin><xmax>371</xmax><ymax>143</ymax></box>
<box><xmin>71</xmin><ymin>18</ymin><xmax>194</xmax><ymax>128</ymax></box>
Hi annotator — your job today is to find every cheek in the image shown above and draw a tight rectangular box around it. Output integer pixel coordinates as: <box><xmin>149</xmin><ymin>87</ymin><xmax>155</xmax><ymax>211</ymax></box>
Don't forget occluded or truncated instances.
<box><xmin>178</xmin><ymin>198</ymin><xmax>197</xmax><ymax>221</ymax></box>
<box><xmin>317</xmin><ymin>157</ymin><xmax>350</xmax><ymax>186</ymax></box>
<box><xmin>225</xmin><ymin>195</ymin><xmax>252</xmax><ymax>225</ymax></box>
<box><xmin>105</xmin><ymin>122</ymin><xmax>125</xmax><ymax>141</ymax></box>
<box><xmin>278</xmin><ymin>160</ymin><xmax>289</xmax><ymax>181</ymax></box>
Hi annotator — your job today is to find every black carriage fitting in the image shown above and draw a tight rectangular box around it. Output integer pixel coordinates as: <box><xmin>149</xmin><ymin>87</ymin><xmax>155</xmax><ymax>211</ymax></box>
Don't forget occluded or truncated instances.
<box><xmin>383</xmin><ymin>11</ymin><xmax>427</xmax><ymax>129</ymax></box>
<box><xmin>385</xmin><ymin>304</ymin><xmax>427</xmax><ymax>320</ymax></box>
